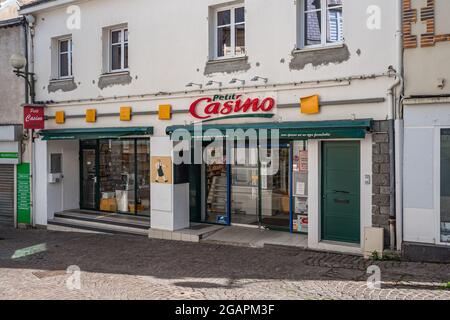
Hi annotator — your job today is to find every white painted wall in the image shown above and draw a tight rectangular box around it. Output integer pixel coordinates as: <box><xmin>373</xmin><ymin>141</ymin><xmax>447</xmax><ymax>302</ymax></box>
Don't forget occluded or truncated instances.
<box><xmin>34</xmin><ymin>139</ymin><xmax>80</xmax><ymax>225</ymax></box>
<box><xmin>26</xmin><ymin>0</ymin><xmax>400</xmax><ymax>136</ymax></box>
<box><xmin>403</xmin><ymin>102</ymin><xmax>450</xmax><ymax>245</ymax></box>
<box><xmin>34</xmin><ymin>139</ymin><xmax>48</xmax><ymax>226</ymax></box>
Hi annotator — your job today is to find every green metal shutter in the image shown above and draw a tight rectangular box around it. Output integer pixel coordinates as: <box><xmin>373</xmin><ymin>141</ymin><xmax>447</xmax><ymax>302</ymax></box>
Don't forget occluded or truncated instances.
<box><xmin>0</xmin><ymin>165</ymin><xmax>14</xmax><ymax>226</ymax></box>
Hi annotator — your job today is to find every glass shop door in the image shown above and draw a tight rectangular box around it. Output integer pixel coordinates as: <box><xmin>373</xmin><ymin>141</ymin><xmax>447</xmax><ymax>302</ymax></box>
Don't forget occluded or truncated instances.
<box><xmin>80</xmin><ymin>141</ymin><xmax>99</xmax><ymax>210</ymax></box>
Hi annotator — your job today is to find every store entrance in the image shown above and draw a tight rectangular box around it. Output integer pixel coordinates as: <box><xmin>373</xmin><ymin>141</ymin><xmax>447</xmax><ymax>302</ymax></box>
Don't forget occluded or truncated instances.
<box><xmin>200</xmin><ymin>140</ymin><xmax>308</xmax><ymax>233</ymax></box>
<box><xmin>80</xmin><ymin>138</ymin><xmax>151</xmax><ymax>217</ymax></box>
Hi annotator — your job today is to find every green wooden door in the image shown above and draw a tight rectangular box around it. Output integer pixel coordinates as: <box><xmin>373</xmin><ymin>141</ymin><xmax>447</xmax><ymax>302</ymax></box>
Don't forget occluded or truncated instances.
<box><xmin>321</xmin><ymin>141</ymin><xmax>361</xmax><ymax>244</ymax></box>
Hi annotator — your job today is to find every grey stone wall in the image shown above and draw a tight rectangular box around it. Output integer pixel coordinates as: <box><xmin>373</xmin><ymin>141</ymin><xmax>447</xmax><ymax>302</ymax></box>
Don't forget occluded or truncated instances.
<box><xmin>372</xmin><ymin>120</ymin><xmax>392</xmax><ymax>247</ymax></box>
<box><xmin>0</xmin><ymin>24</ymin><xmax>26</xmax><ymax>124</ymax></box>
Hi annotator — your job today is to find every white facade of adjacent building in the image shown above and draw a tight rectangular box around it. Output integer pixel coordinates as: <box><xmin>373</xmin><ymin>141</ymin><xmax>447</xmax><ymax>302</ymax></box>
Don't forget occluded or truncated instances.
<box><xmin>402</xmin><ymin>0</ymin><xmax>450</xmax><ymax>261</ymax></box>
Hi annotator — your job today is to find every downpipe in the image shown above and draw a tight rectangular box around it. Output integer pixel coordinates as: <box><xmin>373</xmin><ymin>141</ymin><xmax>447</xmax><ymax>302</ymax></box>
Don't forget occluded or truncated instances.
<box><xmin>387</xmin><ymin>67</ymin><xmax>403</xmax><ymax>251</ymax></box>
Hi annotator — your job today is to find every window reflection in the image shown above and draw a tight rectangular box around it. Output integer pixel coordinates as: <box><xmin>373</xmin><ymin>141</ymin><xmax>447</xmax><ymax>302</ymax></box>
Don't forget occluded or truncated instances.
<box><xmin>440</xmin><ymin>130</ymin><xmax>450</xmax><ymax>243</ymax></box>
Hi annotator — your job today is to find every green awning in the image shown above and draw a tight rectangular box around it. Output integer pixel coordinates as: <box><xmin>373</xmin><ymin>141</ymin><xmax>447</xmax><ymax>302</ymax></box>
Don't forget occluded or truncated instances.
<box><xmin>39</xmin><ymin>127</ymin><xmax>154</xmax><ymax>141</ymax></box>
<box><xmin>166</xmin><ymin>119</ymin><xmax>372</xmax><ymax>140</ymax></box>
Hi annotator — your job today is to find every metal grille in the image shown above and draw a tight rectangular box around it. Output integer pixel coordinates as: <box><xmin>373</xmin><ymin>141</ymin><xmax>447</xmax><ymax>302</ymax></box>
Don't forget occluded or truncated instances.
<box><xmin>0</xmin><ymin>165</ymin><xmax>14</xmax><ymax>226</ymax></box>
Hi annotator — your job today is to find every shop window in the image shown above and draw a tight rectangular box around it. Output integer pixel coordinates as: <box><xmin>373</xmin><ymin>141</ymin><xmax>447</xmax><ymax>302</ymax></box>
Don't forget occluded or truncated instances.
<box><xmin>298</xmin><ymin>0</ymin><xmax>343</xmax><ymax>48</ymax></box>
<box><xmin>292</xmin><ymin>141</ymin><xmax>309</xmax><ymax>233</ymax></box>
<box><xmin>81</xmin><ymin>139</ymin><xmax>150</xmax><ymax>216</ymax></box>
<box><xmin>212</xmin><ymin>3</ymin><xmax>246</xmax><ymax>59</ymax></box>
<box><xmin>440</xmin><ymin>130</ymin><xmax>450</xmax><ymax>243</ymax></box>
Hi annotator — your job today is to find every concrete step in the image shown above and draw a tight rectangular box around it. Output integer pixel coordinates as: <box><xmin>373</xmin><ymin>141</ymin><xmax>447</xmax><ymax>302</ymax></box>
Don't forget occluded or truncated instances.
<box><xmin>47</xmin><ymin>217</ymin><xmax>149</xmax><ymax>237</ymax></box>
<box><xmin>54</xmin><ymin>212</ymin><xmax>149</xmax><ymax>230</ymax></box>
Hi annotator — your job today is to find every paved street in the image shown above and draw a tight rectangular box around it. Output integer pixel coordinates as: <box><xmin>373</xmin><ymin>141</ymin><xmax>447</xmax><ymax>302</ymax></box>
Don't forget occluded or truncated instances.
<box><xmin>0</xmin><ymin>227</ymin><xmax>449</xmax><ymax>300</ymax></box>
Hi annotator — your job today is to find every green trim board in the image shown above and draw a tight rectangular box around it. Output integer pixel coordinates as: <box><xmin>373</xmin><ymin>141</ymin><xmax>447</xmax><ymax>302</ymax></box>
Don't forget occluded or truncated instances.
<box><xmin>17</xmin><ymin>163</ymin><xmax>31</xmax><ymax>225</ymax></box>
<box><xmin>39</xmin><ymin>127</ymin><xmax>154</xmax><ymax>141</ymax></box>
<box><xmin>166</xmin><ymin>119</ymin><xmax>372</xmax><ymax>140</ymax></box>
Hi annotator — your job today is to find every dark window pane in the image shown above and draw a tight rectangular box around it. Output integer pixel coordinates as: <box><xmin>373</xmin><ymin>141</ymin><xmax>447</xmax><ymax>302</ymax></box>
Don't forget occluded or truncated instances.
<box><xmin>60</xmin><ymin>53</ymin><xmax>68</xmax><ymax>77</ymax></box>
<box><xmin>111</xmin><ymin>44</ymin><xmax>122</xmax><ymax>70</ymax></box>
<box><xmin>441</xmin><ymin>130</ymin><xmax>450</xmax><ymax>243</ymax></box>
<box><xmin>305</xmin><ymin>11</ymin><xmax>322</xmax><ymax>45</ymax></box>
<box><xmin>124</xmin><ymin>43</ymin><xmax>128</xmax><ymax>69</ymax></box>
<box><xmin>217</xmin><ymin>10</ymin><xmax>231</xmax><ymax>26</ymax></box>
<box><xmin>60</xmin><ymin>40</ymin><xmax>68</xmax><ymax>53</ymax></box>
<box><xmin>111</xmin><ymin>30</ymin><xmax>121</xmax><ymax>44</ymax></box>
<box><xmin>235</xmin><ymin>7</ymin><xmax>245</xmax><ymax>23</ymax></box>
<box><xmin>305</xmin><ymin>0</ymin><xmax>321</xmax><ymax>11</ymax></box>
<box><xmin>124</xmin><ymin>29</ymin><xmax>128</xmax><ymax>42</ymax></box>
<box><xmin>235</xmin><ymin>24</ymin><xmax>245</xmax><ymax>55</ymax></box>
<box><xmin>217</xmin><ymin>26</ymin><xmax>231</xmax><ymax>57</ymax></box>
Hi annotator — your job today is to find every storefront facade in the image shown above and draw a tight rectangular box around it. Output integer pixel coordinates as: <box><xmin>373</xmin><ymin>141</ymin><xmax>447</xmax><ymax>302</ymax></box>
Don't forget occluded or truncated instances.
<box><xmin>24</xmin><ymin>0</ymin><xmax>402</xmax><ymax>254</ymax></box>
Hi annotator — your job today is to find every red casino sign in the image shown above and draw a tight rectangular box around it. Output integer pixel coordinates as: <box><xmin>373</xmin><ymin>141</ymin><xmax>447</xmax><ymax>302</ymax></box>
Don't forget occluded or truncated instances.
<box><xmin>189</xmin><ymin>94</ymin><xmax>276</xmax><ymax>120</ymax></box>
<box><xmin>23</xmin><ymin>105</ymin><xmax>45</xmax><ymax>130</ymax></box>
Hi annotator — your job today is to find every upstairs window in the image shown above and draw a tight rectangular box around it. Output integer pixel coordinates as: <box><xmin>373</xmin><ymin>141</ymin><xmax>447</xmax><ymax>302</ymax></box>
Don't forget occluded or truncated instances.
<box><xmin>110</xmin><ymin>27</ymin><xmax>128</xmax><ymax>71</ymax></box>
<box><xmin>214</xmin><ymin>4</ymin><xmax>245</xmax><ymax>59</ymax></box>
<box><xmin>58</xmin><ymin>38</ymin><xmax>72</xmax><ymax>78</ymax></box>
<box><xmin>300</xmin><ymin>0</ymin><xmax>343</xmax><ymax>48</ymax></box>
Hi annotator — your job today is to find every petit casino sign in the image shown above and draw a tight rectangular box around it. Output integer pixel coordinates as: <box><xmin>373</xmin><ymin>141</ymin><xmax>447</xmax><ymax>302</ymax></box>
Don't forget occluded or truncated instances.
<box><xmin>189</xmin><ymin>94</ymin><xmax>276</xmax><ymax>120</ymax></box>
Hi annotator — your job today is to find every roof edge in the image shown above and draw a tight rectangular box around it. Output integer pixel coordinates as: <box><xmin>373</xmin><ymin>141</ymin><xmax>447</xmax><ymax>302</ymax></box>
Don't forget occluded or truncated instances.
<box><xmin>0</xmin><ymin>16</ymin><xmax>24</xmax><ymax>28</ymax></box>
<box><xmin>20</xmin><ymin>0</ymin><xmax>75</xmax><ymax>15</ymax></box>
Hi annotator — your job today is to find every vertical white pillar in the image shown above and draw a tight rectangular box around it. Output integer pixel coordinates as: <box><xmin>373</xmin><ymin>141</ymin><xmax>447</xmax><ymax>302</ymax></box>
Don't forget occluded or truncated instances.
<box><xmin>308</xmin><ymin>140</ymin><xmax>320</xmax><ymax>249</ymax></box>
<box><xmin>150</xmin><ymin>137</ymin><xmax>190</xmax><ymax>231</ymax></box>
<box><xmin>34</xmin><ymin>139</ymin><xmax>48</xmax><ymax>226</ymax></box>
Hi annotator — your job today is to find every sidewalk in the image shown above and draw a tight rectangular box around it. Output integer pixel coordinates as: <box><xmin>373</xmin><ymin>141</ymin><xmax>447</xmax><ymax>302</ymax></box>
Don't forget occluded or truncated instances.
<box><xmin>201</xmin><ymin>226</ymin><xmax>308</xmax><ymax>248</ymax></box>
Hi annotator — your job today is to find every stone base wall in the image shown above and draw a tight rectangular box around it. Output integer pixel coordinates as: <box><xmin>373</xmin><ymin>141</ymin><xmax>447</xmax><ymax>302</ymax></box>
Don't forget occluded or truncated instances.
<box><xmin>372</xmin><ymin>120</ymin><xmax>393</xmax><ymax>247</ymax></box>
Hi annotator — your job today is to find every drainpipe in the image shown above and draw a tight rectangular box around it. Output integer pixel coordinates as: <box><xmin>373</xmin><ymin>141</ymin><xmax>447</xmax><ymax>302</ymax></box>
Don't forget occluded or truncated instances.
<box><xmin>395</xmin><ymin>0</ymin><xmax>405</xmax><ymax>252</ymax></box>
<box><xmin>388</xmin><ymin>68</ymin><xmax>403</xmax><ymax>251</ymax></box>
<box><xmin>383</xmin><ymin>0</ymin><xmax>404</xmax><ymax>252</ymax></box>
<box><xmin>387</xmin><ymin>71</ymin><xmax>400</xmax><ymax>251</ymax></box>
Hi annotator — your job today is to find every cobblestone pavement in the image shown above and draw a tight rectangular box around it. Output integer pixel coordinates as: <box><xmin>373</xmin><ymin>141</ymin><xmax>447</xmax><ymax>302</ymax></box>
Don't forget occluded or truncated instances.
<box><xmin>0</xmin><ymin>227</ymin><xmax>449</xmax><ymax>300</ymax></box>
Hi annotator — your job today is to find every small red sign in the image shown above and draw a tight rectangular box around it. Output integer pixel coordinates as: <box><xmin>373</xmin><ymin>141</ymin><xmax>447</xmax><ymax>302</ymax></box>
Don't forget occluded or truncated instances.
<box><xmin>23</xmin><ymin>106</ymin><xmax>45</xmax><ymax>130</ymax></box>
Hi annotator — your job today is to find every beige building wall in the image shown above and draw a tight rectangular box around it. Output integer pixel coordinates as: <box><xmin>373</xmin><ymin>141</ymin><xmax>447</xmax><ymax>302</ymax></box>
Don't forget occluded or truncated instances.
<box><xmin>404</xmin><ymin>0</ymin><xmax>450</xmax><ymax>96</ymax></box>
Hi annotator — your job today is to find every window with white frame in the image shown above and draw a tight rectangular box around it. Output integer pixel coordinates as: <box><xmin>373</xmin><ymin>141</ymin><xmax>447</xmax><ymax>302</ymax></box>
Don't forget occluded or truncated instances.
<box><xmin>110</xmin><ymin>27</ymin><xmax>128</xmax><ymax>71</ymax></box>
<box><xmin>214</xmin><ymin>4</ymin><xmax>245</xmax><ymax>59</ymax></box>
<box><xmin>300</xmin><ymin>0</ymin><xmax>343</xmax><ymax>48</ymax></box>
<box><xmin>58</xmin><ymin>38</ymin><xmax>72</xmax><ymax>78</ymax></box>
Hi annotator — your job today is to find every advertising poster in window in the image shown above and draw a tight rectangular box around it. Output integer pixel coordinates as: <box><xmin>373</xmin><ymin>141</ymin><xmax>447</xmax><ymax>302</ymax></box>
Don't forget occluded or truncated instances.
<box><xmin>151</xmin><ymin>156</ymin><xmax>172</xmax><ymax>185</ymax></box>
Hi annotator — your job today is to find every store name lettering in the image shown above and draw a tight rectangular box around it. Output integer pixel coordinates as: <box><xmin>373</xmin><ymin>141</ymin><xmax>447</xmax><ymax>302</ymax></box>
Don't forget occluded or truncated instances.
<box><xmin>189</xmin><ymin>94</ymin><xmax>276</xmax><ymax>120</ymax></box>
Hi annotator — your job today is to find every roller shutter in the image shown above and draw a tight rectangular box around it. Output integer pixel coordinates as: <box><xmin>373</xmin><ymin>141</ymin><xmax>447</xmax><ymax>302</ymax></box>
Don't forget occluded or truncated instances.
<box><xmin>0</xmin><ymin>165</ymin><xmax>14</xmax><ymax>226</ymax></box>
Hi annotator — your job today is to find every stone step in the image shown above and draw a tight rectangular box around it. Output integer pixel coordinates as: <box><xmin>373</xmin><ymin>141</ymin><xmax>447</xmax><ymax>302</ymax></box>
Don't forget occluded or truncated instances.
<box><xmin>47</xmin><ymin>217</ymin><xmax>149</xmax><ymax>237</ymax></box>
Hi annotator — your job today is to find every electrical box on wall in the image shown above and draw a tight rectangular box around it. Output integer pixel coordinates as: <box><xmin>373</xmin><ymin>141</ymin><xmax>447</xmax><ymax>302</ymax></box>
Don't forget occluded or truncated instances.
<box><xmin>363</xmin><ymin>227</ymin><xmax>384</xmax><ymax>259</ymax></box>
<box><xmin>48</xmin><ymin>173</ymin><xmax>62</xmax><ymax>184</ymax></box>
<box><xmin>49</xmin><ymin>153</ymin><xmax>62</xmax><ymax>184</ymax></box>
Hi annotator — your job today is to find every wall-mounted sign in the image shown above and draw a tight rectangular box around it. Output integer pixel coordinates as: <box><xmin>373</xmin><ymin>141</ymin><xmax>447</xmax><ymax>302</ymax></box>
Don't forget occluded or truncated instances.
<box><xmin>17</xmin><ymin>163</ymin><xmax>31</xmax><ymax>224</ymax></box>
<box><xmin>23</xmin><ymin>106</ymin><xmax>45</xmax><ymax>130</ymax></box>
<box><xmin>189</xmin><ymin>94</ymin><xmax>276</xmax><ymax>120</ymax></box>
